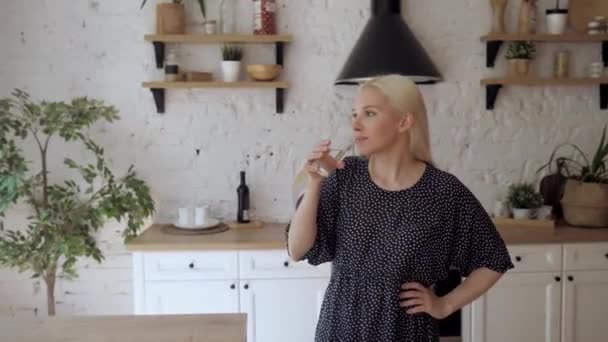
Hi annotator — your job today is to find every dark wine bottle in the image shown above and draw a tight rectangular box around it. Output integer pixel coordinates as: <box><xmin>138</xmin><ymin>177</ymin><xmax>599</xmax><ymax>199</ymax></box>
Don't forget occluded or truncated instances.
<box><xmin>237</xmin><ymin>171</ymin><xmax>251</xmax><ymax>223</ymax></box>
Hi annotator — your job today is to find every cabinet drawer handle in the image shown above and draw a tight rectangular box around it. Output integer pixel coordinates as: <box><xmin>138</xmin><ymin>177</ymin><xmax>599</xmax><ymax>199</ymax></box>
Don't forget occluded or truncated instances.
<box><xmin>244</xmin><ymin>284</ymin><xmax>249</xmax><ymax>290</ymax></box>
<box><xmin>568</xmin><ymin>276</ymin><xmax>574</xmax><ymax>282</ymax></box>
<box><xmin>230</xmin><ymin>284</ymin><xmax>236</xmax><ymax>290</ymax></box>
<box><xmin>555</xmin><ymin>276</ymin><xmax>561</xmax><ymax>282</ymax></box>
<box><xmin>605</xmin><ymin>253</ymin><xmax>608</xmax><ymax>259</ymax></box>
<box><xmin>283</xmin><ymin>261</ymin><xmax>289</xmax><ymax>268</ymax></box>
<box><xmin>515</xmin><ymin>256</ymin><xmax>522</xmax><ymax>262</ymax></box>
<box><xmin>189</xmin><ymin>262</ymin><xmax>194</xmax><ymax>269</ymax></box>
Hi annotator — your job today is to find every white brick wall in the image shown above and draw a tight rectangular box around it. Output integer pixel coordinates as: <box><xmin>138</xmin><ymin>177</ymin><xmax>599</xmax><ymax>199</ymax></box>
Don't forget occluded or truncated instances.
<box><xmin>0</xmin><ymin>0</ymin><xmax>603</xmax><ymax>316</ymax></box>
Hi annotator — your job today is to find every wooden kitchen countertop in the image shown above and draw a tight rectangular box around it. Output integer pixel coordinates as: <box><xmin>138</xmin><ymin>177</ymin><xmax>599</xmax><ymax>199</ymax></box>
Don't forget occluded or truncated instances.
<box><xmin>126</xmin><ymin>221</ymin><xmax>608</xmax><ymax>251</ymax></box>
<box><xmin>0</xmin><ymin>313</ymin><xmax>246</xmax><ymax>342</ymax></box>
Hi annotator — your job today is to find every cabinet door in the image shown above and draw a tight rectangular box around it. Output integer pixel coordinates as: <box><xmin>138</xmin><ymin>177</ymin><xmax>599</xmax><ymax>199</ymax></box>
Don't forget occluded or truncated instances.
<box><xmin>470</xmin><ymin>272</ymin><xmax>561</xmax><ymax>342</ymax></box>
<box><xmin>562</xmin><ymin>270</ymin><xmax>608</xmax><ymax>342</ymax></box>
<box><xmin>144</xmin><ymin>280</ymin><xmax>239</xmax><ymax>315</ymax></box>
<box><xmin>240</xmin><ymin>278</ymin><xmax>330</xmax><ymax>342</ymax></box>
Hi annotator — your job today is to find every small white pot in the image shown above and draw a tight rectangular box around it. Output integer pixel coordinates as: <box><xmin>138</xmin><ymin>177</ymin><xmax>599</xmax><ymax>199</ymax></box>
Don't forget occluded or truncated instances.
<box><xmin>221</xmin><ymin>61</ymin><xmax>241</xmax><ymax>82</ymax></box>
<box><xmin>512</xmin><ymin>208</ymin><xmax>533</xmax><ymax>220</ymax></box>
<box><xmin>546</xmin><ymin>9</ymin><xmax>568</xmax><ymax>34</ymax></box>
<box><xmin>204</xmin><ymin>20</ymin><xmax>217</xmax><ymax>35</ymax></box>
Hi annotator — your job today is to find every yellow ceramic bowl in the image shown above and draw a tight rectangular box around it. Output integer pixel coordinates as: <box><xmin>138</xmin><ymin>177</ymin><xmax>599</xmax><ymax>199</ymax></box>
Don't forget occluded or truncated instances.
<box><xmin>246</xmin><ymin>64</ymin><xmax>282</xmax><ymax>81</ymax></box>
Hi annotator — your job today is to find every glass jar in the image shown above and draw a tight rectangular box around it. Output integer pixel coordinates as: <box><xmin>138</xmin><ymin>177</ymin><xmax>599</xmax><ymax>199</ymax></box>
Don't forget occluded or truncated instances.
<box><xmin>165</xmin><ymin>47</ymin><xmax>180</xmax><ymax>82</ymax></box>
<box><xmin>553</xmin><ymin>50</ymin><xmax>570</xmax><ymax>78</ymax></box>
<box><xmin>219</xmin><ymin>0</ymin><xmax>236</xmax><ymax>34</ymax></box>
<box><xmin>253</xmin><ymin>0</ymin><xmax>277</xmax><ymax>35</ymax></box>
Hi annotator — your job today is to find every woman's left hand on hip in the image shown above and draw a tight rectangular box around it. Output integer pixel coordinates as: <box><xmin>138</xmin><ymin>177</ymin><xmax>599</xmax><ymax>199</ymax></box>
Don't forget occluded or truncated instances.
<box><xmin>399</xmin><ymin>282</ymin><xmax>451</xmax><ymax>319</ymax></box>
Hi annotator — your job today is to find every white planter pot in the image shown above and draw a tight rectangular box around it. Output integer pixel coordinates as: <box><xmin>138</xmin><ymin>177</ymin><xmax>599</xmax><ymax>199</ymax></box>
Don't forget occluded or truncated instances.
<box><xmin>221</xmin><ymin>61</ymin><xmax>241</xmax><ymax>82</ymax></box>
<box><xmin>512</xmin><ymin>208</ymin><xmax>533</xmax><ymax>219</ymax></box>
<box><xmin>546</xmin><ymin>9</ymin><xmax>568</xmax><ymax>34</ymax></box>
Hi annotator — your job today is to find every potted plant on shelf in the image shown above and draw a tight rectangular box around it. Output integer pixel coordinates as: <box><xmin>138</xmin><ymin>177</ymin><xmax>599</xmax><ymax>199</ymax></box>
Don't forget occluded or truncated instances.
<box><xmin>537</xmin><ymin>125</ymin><xmax>608</xmax><ymax>228</ymax></box>
<box><xmin>507</xmin><ymin>182</ymin><xmax>544</xmax><ymax>219</ymax></box>
<box><xmin>0</xmin><ymin>90</ymin><xmax>155</xmax><ymax>316</ymax></box>
<box><xmin>221</xmin><ymin>44</ymin><xmax>243</xmax><ymax>82</ymax></box>
<box><xmin>506</xmin><ymin>41</ymin><xmax>536</xmax><ymax>77</ymax></box>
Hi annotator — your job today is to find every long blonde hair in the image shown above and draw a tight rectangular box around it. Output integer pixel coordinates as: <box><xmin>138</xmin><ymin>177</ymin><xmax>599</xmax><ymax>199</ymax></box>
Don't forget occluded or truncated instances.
<box><xmin>360</xmin><ymin>74</ymin><xmax>434</xmax><ymax>165</ymax></box>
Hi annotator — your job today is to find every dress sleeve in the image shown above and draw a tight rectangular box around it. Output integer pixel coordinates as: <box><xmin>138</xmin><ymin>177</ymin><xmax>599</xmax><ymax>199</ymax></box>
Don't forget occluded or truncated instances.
<box><xmin>449</xmin><ymin>185</ymin><xmax>514</xmax><ymax>277</ymax></box>
<box><xmin>285</xmin><ymin>169</ymin><xmax>339</xmax><ymax>266</ymax></box>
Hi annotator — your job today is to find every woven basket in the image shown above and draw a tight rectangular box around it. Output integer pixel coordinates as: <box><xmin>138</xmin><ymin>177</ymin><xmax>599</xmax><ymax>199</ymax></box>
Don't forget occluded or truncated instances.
<box><xmin>561</xmin><ymin>179</ymin><xmax>608</xmax><ymax>228</ymax></box>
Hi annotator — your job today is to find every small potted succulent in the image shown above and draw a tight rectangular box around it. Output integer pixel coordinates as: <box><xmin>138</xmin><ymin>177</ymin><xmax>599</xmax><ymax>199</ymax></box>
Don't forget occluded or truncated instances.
<box><xmin>507</xmin><ymin>182</ymin><xmax>544</xmax><ymax>219</ymax></box>
<box><xmin>506</xmin><ymin>41</ymin><xmax>537</xmax><ymax>76</ymax></box>
<box><xmin>221</xmin><ymin>45</ymin><xmax>243</xmax><ymax>82</ymax></box>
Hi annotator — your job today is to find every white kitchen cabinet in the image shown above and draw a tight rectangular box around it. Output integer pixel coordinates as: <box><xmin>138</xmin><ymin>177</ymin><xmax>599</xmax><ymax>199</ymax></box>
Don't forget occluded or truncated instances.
<box><xmin>469</xmin><ymin>272</ymin><xmax>562</xmax><ymax>342</ymax></box>
<box><xmin>132</xmin><ymin>249</ymin><xmax>331</xmax><ymax>342</ymax></box>
<box><xmin>465</xmin><ymin>242</ymin><xmax>608</xmax><ymax>342</ymax></box>
<box><xmin>240</xmin><ymin>278</ymin><xmax>329</xmax><ymax>342</ymax></box>
<box><xmin>562</xmin><ymin>270</ymin><xmax>608</xmax><ymax>342</ymax></box>
<box><xmin>144</xmin><ymin>280</ymin><xmax>239</xmax><ymax>314</ymax></box>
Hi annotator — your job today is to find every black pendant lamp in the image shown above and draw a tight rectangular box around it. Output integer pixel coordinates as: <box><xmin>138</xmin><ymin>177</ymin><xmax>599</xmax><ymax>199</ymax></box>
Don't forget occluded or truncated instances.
<box><xmin>335</xmin><ymin>0</ymin><xmax>442</xmax><ymax>85</ymax></box>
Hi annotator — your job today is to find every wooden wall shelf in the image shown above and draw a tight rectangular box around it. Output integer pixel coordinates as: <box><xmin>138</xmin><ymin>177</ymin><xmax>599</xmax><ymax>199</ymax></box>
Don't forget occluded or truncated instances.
<box><xmin>481</xmin><ymin>77</ymin><xmax>608</xmax><ymax>110</ymax></box>
<box><xmin>145</xmin><ymin>34</ymin><xmax>293</xmax><ymax>44</ymax></box>
<box><xmin>142</xmin><ymin>81</ymin><xmax>288</xmax><ymax>89</ymax></box>
<box><xmin>481</xmin><ymin>33</ymin><xmax>608</xmax><ymax>67</ymax></box>
<box><xmin>146</xmin><ymin>34</ymin><xmax>292</xmax><ymax>69</ymax></box>
<box><xmin>481</xmin><ymin>32</ymin><xmax>608</xmax><ymax>110</ymax></box>
<box><xmin>143</xmin><ymin>81</ymin><xmax>289</xmax><ymax>114</ymax></box>
<box><xmin>143</xmin><ymin>34</ymin><xmax>292</xmax><ymax>114</ymax></box>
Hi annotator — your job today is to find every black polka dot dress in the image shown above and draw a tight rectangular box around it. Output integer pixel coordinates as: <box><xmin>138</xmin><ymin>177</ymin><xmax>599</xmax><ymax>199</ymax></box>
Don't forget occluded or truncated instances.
<box><xmin>286</xmin><ymin>156</ymin><xmax>514</xmax><ymax>342</ymax></box>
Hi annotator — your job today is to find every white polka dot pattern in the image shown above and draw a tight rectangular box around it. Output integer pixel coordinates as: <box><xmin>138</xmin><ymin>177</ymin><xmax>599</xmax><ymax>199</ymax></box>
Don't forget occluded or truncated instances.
<box><xmin>286</xmin><ymin>156</ymin><xmax>514</xmax><ymax>342</ymax></box>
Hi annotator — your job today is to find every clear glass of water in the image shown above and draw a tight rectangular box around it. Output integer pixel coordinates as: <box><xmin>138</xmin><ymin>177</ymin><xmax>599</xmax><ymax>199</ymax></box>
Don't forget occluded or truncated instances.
<box><xmin>290</xmin><ymin>126</ymin><xmax>354</xmax><ymax>207</ymax></box>
<box><xmin>316</xmin><ymin>126</ymin><xmax>354</xmax><ymax>178</ymax></box>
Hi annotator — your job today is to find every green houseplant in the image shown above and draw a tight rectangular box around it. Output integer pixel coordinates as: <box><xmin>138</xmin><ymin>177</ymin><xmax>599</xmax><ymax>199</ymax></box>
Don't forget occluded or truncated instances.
<box><xmin>0</xmin><ymin>90</ymin><xmax>155</xmax><ymax>316</ymax></box>
<box><xmin>221</xmin><ymin>45</ymin><xmax>243</xmax><ymax>82</ymax></box>
<box><xmin>537</xmin><ymin>125</ymin><xmax>608</xmax><ymax>227</ymax></box>
<box><xmin>505</xmin><ymin>41</ymin><xmax>536</xmax><ymax>76</ymax></box>
<box><xmin>506</xmin><ymin>182</ymin><xmax>544</xmax><ymax>219</ymax></box>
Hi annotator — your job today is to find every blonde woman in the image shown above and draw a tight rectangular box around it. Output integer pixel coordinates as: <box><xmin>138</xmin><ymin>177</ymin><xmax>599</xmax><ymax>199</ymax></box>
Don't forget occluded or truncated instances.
<box><xmin>286</xmin><ymin>74</ymin><xmax>514</xmax><ymax>342</ymax></box>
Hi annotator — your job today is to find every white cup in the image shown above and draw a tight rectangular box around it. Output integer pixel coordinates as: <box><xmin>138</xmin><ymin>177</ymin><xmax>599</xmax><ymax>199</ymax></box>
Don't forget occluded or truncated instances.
<box><xmin>546</xmin><ymin>10</ymin><xmax>568</xmax><ymax>34</ymax></box>
<box><xmin>178</xmin><ymin>207</ymin><xmax>193</xmax><ymax>227</ymax></box>
<box><xmin>493</xmin><ymin>200</ymin><xmax>510</xmax><ymax>218</ymax></box>
<box><xmin>588</xmin><ymin>62</ymin><xmax>604</xmax><ymax>78</ymax></box>
<box><xmin>194</xmin><ymin>206</ymin><xmax>210</xmax><ymax>226</ymax></box>
<box><xmin>536</xmin><ymin>205</ymin><xmax>553</xmax><ymax>220</ymax></box>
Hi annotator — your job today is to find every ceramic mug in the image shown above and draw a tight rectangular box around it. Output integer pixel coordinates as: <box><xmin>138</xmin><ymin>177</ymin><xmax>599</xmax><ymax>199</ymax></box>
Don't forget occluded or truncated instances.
<box><xmin>178</xmin><ymin>207</ymin><xmax>193</xmax><ymax>226</ymax></box>
<box><xmin>194</xmin><ymin>206</ymin><xmax>211</xmax><ymax>226</ymax></box>
<box><xmin>493</xmin><ymin>200</ymin><xmax>510</xmax><ymax>218</ymax></box>
<box><xmin>588</xmin><ymin>62</ymin><xmax>604</xmax><ymax>78</ymax></box>
<box><xmin>536</xmin><ymin>205</ymin><xmax>553</xmax><ymax>220</ymax></box>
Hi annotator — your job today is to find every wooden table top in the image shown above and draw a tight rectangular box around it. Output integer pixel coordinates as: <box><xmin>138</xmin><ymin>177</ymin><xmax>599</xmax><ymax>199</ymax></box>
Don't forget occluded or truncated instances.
<box><xmin>0</xmin><ymin>313</ymin><xmax>246</xmax><ymax>342</ymax></box>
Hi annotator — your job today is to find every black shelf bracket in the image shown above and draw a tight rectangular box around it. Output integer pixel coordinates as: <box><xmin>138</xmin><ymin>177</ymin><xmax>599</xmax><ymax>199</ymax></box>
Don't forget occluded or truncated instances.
<box><xmin>486</xmin><ymin>41</ymin><xmax>504</xmax><ymax>68</ymax></box>
<box><xmin>275</xmin><ymin>41</ymin><xmax>285</xmax><ymax>113</ymax></box>
<box><xmin>603</xmin><ymin>41</ymin><xmax>608</xmax><ymax>67</ymax></box>
<box><xmin>276</xmin><ymin>42</ymin><xmax>284</xmax><ymax>66</ymax></box>
<box><xmin>486</xmin><ymin>85</ymin><xmax>502</xmax><ymax>110</ymax></box>
<box><xmin>153</xmin><ymin>42</ymin><xmax>165</xmax><ymax>69</ymax></box>
<box><xmin>601</xmin><ymin>84</ymin><xmax>608</xmax><ymax>110</ymax></box>
<box><xmin>276</xmin><ymin>88</ymin><xmax>284</xmax><ymax>113</ymax></box>
<box><xmin>150</xmin><ymin>88</ymin><xmax>165</xmax><ymax>113</ymax></box>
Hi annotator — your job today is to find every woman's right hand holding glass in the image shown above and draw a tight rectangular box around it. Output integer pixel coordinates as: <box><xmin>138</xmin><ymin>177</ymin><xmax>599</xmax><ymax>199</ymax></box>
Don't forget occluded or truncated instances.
<box><xmin>305</xmin><ymin>140</ymin><xmax>345</xmax><ymax>182</ymax></box>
